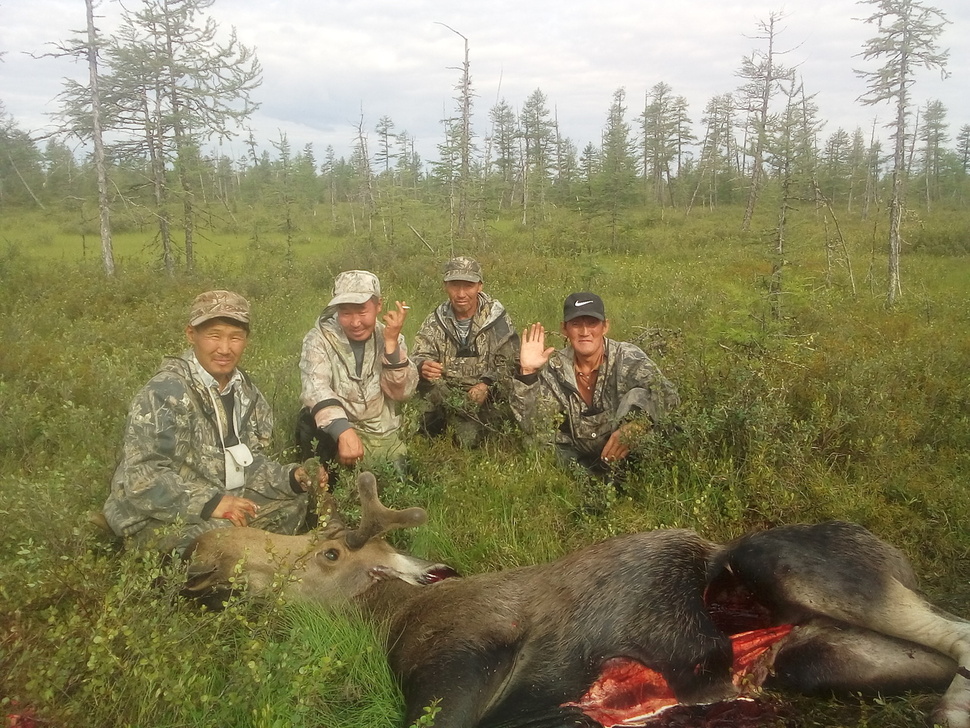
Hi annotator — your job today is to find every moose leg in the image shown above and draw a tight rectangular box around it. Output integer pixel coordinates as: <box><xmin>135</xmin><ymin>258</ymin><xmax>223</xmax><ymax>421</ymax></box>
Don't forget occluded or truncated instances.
<box><xmin>769</xmin><ymin>617</ymin><xmax>957</xmax><ymax>695</ymax></box>
<box><xmin>724</xmin><ymin>523</ymin><xmax>970</xmax><ymax>728</ymax></box>
<box><xmin>784</xmin><ymin>584</ymin><xmax>970</xmax><ymax>728</ymax></box>
<box><xmin>399</xmin><ymin>648</ymin><xmax>517</xmax><ymax>728</ymax></box>
<box><xmin>859</xmin><ymin>580</ymin><xmax>970</xmax><ymax>728</ymax></box>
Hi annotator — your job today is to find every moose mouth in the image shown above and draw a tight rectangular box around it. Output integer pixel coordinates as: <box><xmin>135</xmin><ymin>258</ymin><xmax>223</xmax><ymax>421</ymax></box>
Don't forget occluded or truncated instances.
<box><xmin>369</xmin><ymin>563</ymin><xmax>460</xmax><ymax>586</ymax></box>
<box><xmin>419</xmin><ymin>565</ymin><xmax>460</xmax><ymax>584</ymax></box>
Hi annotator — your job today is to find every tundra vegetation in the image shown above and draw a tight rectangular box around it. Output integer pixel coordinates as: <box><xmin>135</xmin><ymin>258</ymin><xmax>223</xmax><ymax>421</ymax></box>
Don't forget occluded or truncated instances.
<box><xmin>1</xmin><ymin>196</ymin><xmax>969</xmax><ymax>727</ymax></box>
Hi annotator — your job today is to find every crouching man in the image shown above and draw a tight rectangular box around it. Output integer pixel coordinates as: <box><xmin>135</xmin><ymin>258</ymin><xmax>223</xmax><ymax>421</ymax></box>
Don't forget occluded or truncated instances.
<box><xmin>296</xmin><ymin>270</ymin><xmax>418</xmax><ymax>473</ymax></box>
<box><xmin>512</xmin><ymin>292</ymin><xmax>680</xmax><ymax>476</ymax></box>
<box><xmin>103</xmin><ymin>290</ymin><xmax>325</xmax><ymax>555</ymax></box>
<box><xmin>411</xmin><ymin>256</ymin><xmax>518</xmax><ymax>447</ymax></box>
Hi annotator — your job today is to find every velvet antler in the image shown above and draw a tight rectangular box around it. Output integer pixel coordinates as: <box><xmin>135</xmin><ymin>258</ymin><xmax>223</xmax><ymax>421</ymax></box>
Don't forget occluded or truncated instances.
<box><xmin>344</xmin><ymin>471</ymin><xmax>428</xmax><ymax>550</ymax></box>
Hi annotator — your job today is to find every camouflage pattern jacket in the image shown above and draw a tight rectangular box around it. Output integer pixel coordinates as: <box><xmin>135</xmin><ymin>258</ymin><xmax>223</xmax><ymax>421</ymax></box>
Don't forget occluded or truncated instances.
<box><xmin>411</xmin><ymin>293</ymin><xmax>519</xmax><ymax>389</ymax></box>
<box><xmin>300</xmin><ymin>314</ymin><xmax>418</xmax><ymax>436</ymax></box>
<box><xmin>510</xmin><ymin>338</ymin><xmax>680</xmax><ymax>458</ymax></box>
<box><xmin>103</xmin><ymin>354</ymin><xmax>296</xmax><ymax>537</ymax></box>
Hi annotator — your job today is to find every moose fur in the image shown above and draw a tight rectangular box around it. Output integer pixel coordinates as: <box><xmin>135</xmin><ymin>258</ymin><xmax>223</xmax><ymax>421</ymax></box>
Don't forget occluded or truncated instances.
<box><xmin>184</xmin><ymin>473</ymin><xmax>970</xmax><ymax>728</ymax></box>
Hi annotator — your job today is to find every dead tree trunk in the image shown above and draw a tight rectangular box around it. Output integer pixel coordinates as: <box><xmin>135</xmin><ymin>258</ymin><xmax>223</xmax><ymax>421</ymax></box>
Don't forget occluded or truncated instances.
<box><xmin>85</xmin><ymin>0</ymin><xmax>115</xmax><ymax>276</ymax></box>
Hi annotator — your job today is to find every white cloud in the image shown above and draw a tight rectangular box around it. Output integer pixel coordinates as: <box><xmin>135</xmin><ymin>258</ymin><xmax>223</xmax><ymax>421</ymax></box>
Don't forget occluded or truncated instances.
<box><xmin>2</xmin><ymin>0</ymin><xmax>967</xmax><ymax>164</ymax></box>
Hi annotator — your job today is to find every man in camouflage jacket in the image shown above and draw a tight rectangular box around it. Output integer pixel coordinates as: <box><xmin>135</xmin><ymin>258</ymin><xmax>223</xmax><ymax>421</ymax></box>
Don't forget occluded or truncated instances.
<box><xmin>297</xmin><ymin>270</ymin><xmax>418</xmax><ymax>470</ymax></box>
<box><xmin>103</xmin><ymin>291</ymin><xmax>319</xmax><ymax>554</ymax></box>
<box><xmin>511</xmin><ymin>292</ymin><xmax>680</xmax><ymax>473</ymax></box>
<box><xmin>412</xmin><ymin>256</ymin><xmax>518</xmax><ymax>446</ymax></box>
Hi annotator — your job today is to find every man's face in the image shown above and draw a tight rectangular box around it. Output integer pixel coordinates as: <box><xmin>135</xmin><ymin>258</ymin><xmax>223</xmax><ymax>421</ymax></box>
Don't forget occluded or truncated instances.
<box><xmin>186</xmin><ymin>319</ymin><xmax>249</xmax><ymax>386</ymax></box>
<box><xmin>561</xmin><ymin>316</ymin><xmax>609</xmax><ymax>359</ymax></box>
<box><xmin>336</xmin><ymin>298</ymin><xmax>380</xmax><ymax>341</ymax></box>
<box><xmin>445</xmin><ymin>280</ymin><xmax>482</xmax><ymax>320</ymax></box>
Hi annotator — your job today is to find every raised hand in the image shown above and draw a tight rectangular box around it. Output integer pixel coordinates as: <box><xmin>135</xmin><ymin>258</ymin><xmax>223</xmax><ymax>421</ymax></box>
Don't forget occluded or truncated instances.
<box><xmin>382</xmin><ymin>300</ymin><xmax>409</xmax><ymax>354</ymax></box>
<box><xmin>519</xmin><ymin>322</ymin><xmax>555</xmax><ymax>375</ymax></box>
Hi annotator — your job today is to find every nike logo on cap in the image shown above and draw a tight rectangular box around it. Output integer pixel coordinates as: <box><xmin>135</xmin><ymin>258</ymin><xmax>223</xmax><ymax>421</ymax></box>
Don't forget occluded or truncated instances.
<box><xmin>574</xmin><ymin>300</ymin><xmax>594</xmax><ymax>307</ymax></box>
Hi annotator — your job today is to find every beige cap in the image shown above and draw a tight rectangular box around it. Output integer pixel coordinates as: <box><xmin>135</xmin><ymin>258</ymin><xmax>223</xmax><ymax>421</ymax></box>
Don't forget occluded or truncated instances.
<box><xmin>328</xmin><ymin>270</ymin><xmax>382</xmax><ymax>307</ymax></box>
<box><xmin>189</xmin><ymin>290</ymin><xmax>251</xmax><ymax>327</ymax></box>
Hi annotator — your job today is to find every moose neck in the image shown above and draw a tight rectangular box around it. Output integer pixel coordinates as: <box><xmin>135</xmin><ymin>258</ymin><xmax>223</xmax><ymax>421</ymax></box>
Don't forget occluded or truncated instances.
<box><xmin>355</xmin><ymin>577</ymin><xmax>426</xmax><ymax>627</ymax></box>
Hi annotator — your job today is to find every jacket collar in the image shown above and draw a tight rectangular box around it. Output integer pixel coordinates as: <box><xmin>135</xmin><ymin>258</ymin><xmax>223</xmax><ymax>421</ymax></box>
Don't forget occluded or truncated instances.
<box><xmin>437</xmin><ymin>292</ymin><xmax>503</xmax><ymax>333</ymax></box>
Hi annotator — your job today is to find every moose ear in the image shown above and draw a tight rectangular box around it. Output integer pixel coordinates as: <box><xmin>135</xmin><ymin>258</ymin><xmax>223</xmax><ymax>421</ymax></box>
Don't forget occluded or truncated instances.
<box><xmin>183</xmin><ymin>562</ymin><xmax>222</xmax><ymax>593</ymax></box>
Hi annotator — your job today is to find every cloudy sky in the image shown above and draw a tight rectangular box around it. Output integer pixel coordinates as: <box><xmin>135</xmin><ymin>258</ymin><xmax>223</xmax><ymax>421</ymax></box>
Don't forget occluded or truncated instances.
<box><xmin>1</xmin><ymin>0</ymin><xmax>967</xmax><ymax>164</ymax></box>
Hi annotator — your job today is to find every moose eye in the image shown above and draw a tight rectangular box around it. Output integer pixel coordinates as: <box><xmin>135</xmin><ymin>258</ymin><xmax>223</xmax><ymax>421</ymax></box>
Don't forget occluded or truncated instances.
<box><xmin>323</xmin><ymin>548</ymin><xmax>340</xmax><ymax>562</ymax></box>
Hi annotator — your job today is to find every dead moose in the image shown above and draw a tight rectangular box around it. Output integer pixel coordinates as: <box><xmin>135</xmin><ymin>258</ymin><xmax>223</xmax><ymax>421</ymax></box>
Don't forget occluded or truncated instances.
<box><xmin>184</xmin><ymin>472</ymin><xmax>970</xmax><ymax>728</ymax></box>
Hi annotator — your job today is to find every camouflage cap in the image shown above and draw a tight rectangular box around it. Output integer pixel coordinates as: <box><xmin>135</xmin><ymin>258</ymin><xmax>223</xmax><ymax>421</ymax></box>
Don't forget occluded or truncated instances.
<box><xmin>189</xmin><ymin>290</ymin><xmax>251</xmax><ymax>327</ymax></box>
<box><xmin>443</xmin><ymin>256</ymin><xmax>483</xmax><ymax>283</ymax></box>
<box><xmin>328</xmin><ymin>270</ymin><xmax>382</xmax><ymax>307</ymax></box>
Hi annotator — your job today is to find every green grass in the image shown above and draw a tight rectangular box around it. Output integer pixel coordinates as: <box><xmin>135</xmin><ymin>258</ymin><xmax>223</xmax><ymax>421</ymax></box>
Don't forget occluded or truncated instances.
<box><xmin>1</xmin><ymin>202</ymin><xmax>969</xmax><ymax>726</ymax></box>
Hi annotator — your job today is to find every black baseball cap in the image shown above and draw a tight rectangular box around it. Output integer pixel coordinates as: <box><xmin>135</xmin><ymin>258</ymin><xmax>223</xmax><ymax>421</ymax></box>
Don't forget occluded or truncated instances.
<box><xmin>562</xmin><ymin>292</ymin><xmax>606</xmax><ymax>322</ymax></box>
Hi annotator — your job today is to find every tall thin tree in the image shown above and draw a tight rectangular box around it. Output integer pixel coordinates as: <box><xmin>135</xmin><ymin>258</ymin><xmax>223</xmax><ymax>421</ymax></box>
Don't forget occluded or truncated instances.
<box><xmin>917</xmin><ymin>99</ymin><xmax>948</xmax><ymax>211</ymax></box>
<box><xmin>46</xmin><ymin>0</ymin><xmax>116</xmax><ymax>275</ymax></box>
<box><xmin>488</xmin><ymin>99</ymin><xmax>518</xmax><ymax>209</ymax></box>
<box><xmin>956</xmin><ymin>125</ymin><xmax>970</xmax><ymax>175</ymax></box>
<box><xmin>518</xmin><ymin>88</ymin><xmax>554</xmax><ymax>226</ymax></box>
<box><xmin>641</xmin><ymin>82</ymin><xmax>687</xmax><ymax>207</ymax></box>
<box><xmin>436</xmin><ymin>23</ymin><xmax>475</xmax><ymax>241</ymax></box>
<box><xmin>85</xmin><ymin>0</ymin><xmax>116</xmax><ymax>276</ymax></box>
<box><xmin>598</xmin><ymin>88</ymin><xmax>639</xmax><ymax>245</ymax></box>
<box><xmin>687</xmin><ymin>94</ymin><xmax>737</xmax><ymax>214</ymax></box>
<box><xmin>736</xmin><ymin>11</ymin><xmax>796</xmax><ymax>232</ymax></box>
<box><xmin>855</xmin><ymin>0</ymin><xmax>949</xmax><ymax>305</ymax></box>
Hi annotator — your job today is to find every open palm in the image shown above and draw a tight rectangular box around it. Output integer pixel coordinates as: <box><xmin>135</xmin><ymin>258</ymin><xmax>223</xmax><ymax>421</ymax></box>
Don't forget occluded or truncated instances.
<box><xmin>519</xmin><ymin>322</ymin><xmax>555</xmax><ymax>375</ymax></box>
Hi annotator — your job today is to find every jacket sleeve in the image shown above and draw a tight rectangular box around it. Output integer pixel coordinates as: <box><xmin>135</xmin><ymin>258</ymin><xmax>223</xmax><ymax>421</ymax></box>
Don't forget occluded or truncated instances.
<box><xmin>615</xmin><ymin>344</ymin><xmax>681</xmax><ymax>423</ymax></box>
<box><xmin>299</xmin><ymin>328</ymin><xmax>349</xmax><ymax>430</ymax></box>
<box><xmin>380</xmin><ymin>335</ymin><xmax>418</xmax><ymax>402</ymax></box>
<box><xmin>510</xmin><ymin>373</ymin><xmax>540</xmax><ymax>433</ymax></box>
<box><xmin>482</xmin><ymin>315</ymin><xmax>520</xmax><ymax>385</ymax></box>
<box><xmin>112</xmin><ymin>381</ymin><xmax>221</xmax><ymax>527</ymax></box>
<box><xmin>410</xmin><ymin>314</ymin><xmax>441</xmax><ymax>374</ymax></box>
<box><xmin>510</xmin><ymin>370</ymin><xmax>561</xmax><ymax>443</ymax></box>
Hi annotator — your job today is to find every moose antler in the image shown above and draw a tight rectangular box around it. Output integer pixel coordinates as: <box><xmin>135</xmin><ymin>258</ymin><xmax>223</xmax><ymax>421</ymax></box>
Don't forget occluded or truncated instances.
<box><xmin>344</xmin><ymin>472</ymin><xmax>428</xmax><ymax>550</ymax></box>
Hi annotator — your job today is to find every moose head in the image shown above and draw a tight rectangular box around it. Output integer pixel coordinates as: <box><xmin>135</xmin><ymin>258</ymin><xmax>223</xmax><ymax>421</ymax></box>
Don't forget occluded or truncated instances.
<box><xmin>182</xmin><ymin>471</ymin><xmax>457</xmax><ymax>604</ymax></box>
